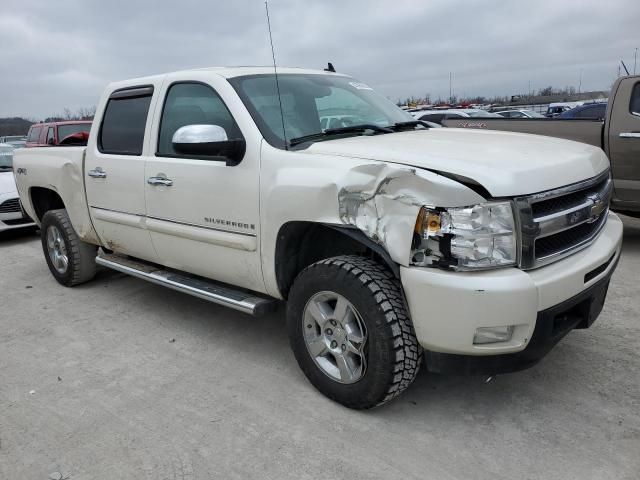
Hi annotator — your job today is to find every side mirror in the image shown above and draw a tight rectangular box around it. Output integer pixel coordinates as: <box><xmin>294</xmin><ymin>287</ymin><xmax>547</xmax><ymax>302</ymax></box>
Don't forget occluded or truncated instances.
<box><xmin>172</xmin><ymin>124</ymin><xmax>245</xmax><ymax>166</ymax></box>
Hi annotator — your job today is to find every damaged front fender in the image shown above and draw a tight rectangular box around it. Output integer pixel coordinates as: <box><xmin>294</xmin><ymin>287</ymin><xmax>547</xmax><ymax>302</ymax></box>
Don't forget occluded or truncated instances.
<box><xmin>335</xmin><ymin>162</ymin><xmax>485</xmax><ymax>265</ymax></box>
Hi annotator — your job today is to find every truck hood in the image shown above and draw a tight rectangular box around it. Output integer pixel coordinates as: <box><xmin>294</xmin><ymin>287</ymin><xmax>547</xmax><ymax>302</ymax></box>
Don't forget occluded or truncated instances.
<box><xmin>306</xmin><ymin>128</ymin><xmax>609</xmax><ymax>197</ymax></box>
<box><xmin>0</xmin><ymin>170</ymin><xmax>18</xmax><ymax>195</ymax></box>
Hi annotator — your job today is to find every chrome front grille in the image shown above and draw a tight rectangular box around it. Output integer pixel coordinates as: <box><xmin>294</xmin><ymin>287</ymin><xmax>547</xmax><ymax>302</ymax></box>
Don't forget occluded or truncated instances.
<box><xmin>514</xmin><ymin>170</ymin><xmax>612</xmax><ymax>269</ymax></box>
<box><xmin>0</xmin><ymin>198</ymin><xmax>21</xmax><ymax>214</ymax></box>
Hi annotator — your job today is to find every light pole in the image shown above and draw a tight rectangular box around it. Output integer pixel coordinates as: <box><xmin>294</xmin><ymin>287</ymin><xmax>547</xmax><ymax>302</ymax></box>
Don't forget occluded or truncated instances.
<box><xmin>635</xmin><ymin>48</ymin><xmax>638</xmax><ymax>75</ymax></box>
<box><xmin>578</xmin><ymin>69</ymin><xmax>582</xmax><ymax>95</ymax></box>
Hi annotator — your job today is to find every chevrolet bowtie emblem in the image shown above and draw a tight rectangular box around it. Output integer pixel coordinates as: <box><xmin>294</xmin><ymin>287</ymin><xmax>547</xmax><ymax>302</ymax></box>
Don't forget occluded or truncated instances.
<box><xmin>588</xmin><ymin>193</ymin><xmax>607</xmax><ymax>221</ymax></box>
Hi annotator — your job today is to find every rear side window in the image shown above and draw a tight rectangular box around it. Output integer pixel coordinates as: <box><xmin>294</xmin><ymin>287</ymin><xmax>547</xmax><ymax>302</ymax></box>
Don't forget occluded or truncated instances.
<box><xmin>99</xmin><ymin>87</ymin><xmax>153</xmax><ymax>155</ymax></box>
<box><xmin>420</xmin><ymin>113</ymin><xmax>443</xmax><ymax>123</ymax></box>
<box><xmin>630</xmin><ymin>83</ymin><xmax>640</xmax><ymax>116</ymax></box>
<box><xmin>28</xmin><ymin>126</ymin><xmax>42</xmax><ymax>142</ymax></box>
<box><xmin>58</xmin><ymin>123</ymin><xmax>91</xmax><ymax>140</ymax></box>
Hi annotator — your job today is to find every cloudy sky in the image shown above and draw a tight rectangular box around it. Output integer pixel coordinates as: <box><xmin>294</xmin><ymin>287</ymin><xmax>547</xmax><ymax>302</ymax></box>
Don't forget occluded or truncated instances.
<box><xmin>1</xmin><ymin>0</ymin><xmax>638</xmax><ymax>118</ymax></box>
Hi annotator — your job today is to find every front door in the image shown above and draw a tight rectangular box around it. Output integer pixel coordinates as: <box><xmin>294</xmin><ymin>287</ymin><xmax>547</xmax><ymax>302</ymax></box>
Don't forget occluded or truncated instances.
<box><xmin>85</xmin><ymin>84</ymin><xmax>160</xmax><ymax>262</ymax></box>
<box><xmin>608</xmin><ymin>79</ymin><xmax>640</xmax><ymax>203</ymax></box>
<box><xmin>144</xmin><ymin>74</ymin><xmax>264</xmax><ymax>292</ymax></box>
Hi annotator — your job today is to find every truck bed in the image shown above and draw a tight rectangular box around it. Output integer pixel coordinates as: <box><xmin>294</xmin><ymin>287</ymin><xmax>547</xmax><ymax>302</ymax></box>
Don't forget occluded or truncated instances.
<box><xmin>13</xmin><ymin>146</ymin><xmax>100</xmax><ymax>243</ymax></box>
<box><xmin>440</xmin><ymin>118</ymin><xmax>604</xmax><ymax>148</ymax></box>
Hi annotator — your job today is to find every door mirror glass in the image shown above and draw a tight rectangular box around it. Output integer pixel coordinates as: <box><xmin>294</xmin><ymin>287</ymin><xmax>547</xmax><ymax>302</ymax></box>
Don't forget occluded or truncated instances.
<box><xmin>172</xmin><ymin>124</ymin><xmax>245</xmax><ymax>165</ymax></box>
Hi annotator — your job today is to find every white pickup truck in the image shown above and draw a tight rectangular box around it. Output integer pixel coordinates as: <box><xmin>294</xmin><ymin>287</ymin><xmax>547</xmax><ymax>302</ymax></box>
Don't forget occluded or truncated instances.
<box><xmin>14</xmin><ymin>67</ymin><xmax>623</xmax><ymax>409</ymax></box>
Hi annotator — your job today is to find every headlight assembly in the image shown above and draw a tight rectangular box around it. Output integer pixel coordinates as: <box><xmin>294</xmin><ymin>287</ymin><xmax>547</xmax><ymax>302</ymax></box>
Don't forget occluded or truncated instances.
<box><xmin>410</xmin><ymin>201</ymin><xmax>517</xmax><ymax>271</ymax></box>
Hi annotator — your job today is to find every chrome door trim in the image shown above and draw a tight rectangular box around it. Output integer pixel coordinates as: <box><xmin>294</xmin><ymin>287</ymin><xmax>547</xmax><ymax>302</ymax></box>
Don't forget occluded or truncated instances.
<box><xmin>90</xmin><ymin>206</ymin><xmax>256</xmax><ymax>237</ymax></box>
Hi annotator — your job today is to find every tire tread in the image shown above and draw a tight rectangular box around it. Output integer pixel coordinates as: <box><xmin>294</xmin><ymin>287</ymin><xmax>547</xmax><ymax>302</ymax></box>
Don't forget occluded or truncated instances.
<box><xmin>295</xmin><ymin>255</ymin><xmax>422</xmax><ymax>408</ymax></box>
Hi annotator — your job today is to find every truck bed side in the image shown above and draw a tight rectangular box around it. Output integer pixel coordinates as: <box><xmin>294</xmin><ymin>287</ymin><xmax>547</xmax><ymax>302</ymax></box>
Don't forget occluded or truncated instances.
<box><xmin>13</xmin><ymin>146</ymin><xmax>100</xmax><ymax>244</ymax></box>
<box><xmin>441</xmin><ymin>118</ymin><xmax>604</xmax><ymax>148</ymax></box>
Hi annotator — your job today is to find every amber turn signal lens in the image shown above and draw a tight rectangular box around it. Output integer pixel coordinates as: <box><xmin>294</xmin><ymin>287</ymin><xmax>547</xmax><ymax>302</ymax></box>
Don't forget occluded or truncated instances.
<box><xmin>414</xmin><ymin>207</ymin><xmax>427</xmax><ymax>235</ymax></box>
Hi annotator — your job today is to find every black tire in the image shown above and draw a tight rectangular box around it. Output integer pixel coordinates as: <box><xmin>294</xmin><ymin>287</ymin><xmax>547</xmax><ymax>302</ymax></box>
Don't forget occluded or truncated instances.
<box><xmin>287</xmin><ymin>255</ymin><xmax>422</xmax><ymax>409</ymax></box>
<box><xmin>41</xmin><ymin>209</ymin><xmax>97</xmax><ymax>287</ymax></box>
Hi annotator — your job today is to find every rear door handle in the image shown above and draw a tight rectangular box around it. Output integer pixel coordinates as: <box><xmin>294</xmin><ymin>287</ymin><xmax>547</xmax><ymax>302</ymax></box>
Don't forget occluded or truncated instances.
<box><xmin>147</xmin><ymin>176</ymin><xmax>173</xmax><ymax>186</ymax></box>
<box><xmin>619</xmin><ymin>132</ymin><xmax>640</xmax><ymax>138</ymax></box>
<box><xmin>88</xmin><ymin>168</ymin><xmax>107</xmax><ymax>178</ymax></box>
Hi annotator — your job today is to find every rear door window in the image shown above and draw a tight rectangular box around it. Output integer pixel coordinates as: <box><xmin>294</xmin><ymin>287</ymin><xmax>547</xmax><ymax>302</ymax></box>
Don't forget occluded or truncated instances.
<box><xmin>99</xmin><ymin>87</ymin><xmax>153</xmax><ymax>155</ymax></box>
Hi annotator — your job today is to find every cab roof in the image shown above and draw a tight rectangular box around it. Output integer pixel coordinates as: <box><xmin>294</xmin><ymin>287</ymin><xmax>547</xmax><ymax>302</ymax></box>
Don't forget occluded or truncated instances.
<box><xmin>106</xmin><ymin>66</ymin><xmax>349</xmax><ymax>90</ymax></box>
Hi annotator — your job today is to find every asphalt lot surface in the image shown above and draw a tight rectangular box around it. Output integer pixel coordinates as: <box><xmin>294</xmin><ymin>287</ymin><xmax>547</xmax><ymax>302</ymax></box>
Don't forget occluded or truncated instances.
<box><xmin>1</xmin><ymin>216</ymin><xmax>639</xmax><ymax>480</ymax></box>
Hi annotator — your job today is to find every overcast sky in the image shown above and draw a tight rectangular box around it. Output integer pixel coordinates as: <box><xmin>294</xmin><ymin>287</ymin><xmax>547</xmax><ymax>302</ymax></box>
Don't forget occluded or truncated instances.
<box><xmin>1</xmin><ymin>0</ymin><xmax>638</xmax><ymax>118</ymax></box>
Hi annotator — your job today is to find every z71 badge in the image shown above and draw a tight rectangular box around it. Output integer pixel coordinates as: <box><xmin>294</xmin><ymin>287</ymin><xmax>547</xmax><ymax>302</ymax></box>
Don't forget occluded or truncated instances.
<box><xmin>16</xmin><ymin>168</ymin><xmax>27</xmax><ymax>175</ymax></box>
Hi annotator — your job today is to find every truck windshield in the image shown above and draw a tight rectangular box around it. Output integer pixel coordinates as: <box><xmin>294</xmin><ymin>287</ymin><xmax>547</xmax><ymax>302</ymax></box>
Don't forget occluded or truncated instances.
<box><xmin>229</xmin><ymin>74</ymin><xmax>413</xmax><ymax>149</ymax></box>
<box><xmin>58</xmin><ymin>123</ymin><xmax>92</xmax><ymax>140</ymax></box>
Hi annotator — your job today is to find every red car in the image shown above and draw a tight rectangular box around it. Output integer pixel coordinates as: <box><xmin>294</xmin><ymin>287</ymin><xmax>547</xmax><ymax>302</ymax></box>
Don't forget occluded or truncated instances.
<box><xmin>25</xmin><ymin>121</ymin><xmax>92</xmax><ymax>147</ymax></box>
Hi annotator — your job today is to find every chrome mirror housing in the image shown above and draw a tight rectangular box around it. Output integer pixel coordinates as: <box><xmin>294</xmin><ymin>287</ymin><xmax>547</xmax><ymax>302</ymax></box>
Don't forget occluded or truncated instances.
<box><xmin>172</xmin><ymin>124</ymin><xmax>228</xmax><ymax>144</ymax></box>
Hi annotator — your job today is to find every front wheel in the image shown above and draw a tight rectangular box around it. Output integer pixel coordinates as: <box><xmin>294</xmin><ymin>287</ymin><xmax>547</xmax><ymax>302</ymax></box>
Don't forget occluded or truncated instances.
<box><xmin>287</xmin><ymin>256</ymin><xmax>422</xmax><ymax>409</ymax></box>
<box><xmin>41</xmin><ymin>209</ymin><xmax>97</xmax><ymax>287</ymax></box>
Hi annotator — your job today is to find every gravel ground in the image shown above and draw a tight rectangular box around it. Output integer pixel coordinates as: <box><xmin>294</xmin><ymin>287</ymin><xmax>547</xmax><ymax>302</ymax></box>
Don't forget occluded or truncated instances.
<box><xmin>1</xmin><ymin>216</ymin><xmax>639</xmax><ymax>480</ymax></box>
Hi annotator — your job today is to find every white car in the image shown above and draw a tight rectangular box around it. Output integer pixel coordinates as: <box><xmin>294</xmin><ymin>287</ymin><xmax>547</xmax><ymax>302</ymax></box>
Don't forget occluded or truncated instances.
<box><xmin>0</xmin><ymin>144</ymin><xmax>35</xmax><ymax>232</ymax></box>
<box><xmin>412</xmin><ymin>109</ymin><xmax>502</xmax><ymax>124</ymax></box>
<box><xmin>494</xmin><ymin>109</ymin><xmax>546</xmax><ymax>119</ymax></box>
<box><xmin>14</xmin><ymin>67</ymin><xmax>622</xmax><ymax>409</ymax></box>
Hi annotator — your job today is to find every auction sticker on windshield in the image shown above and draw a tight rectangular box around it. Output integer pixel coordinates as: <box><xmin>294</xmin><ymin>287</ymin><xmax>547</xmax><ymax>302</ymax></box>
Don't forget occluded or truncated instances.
<box><xmin>349</xmin><ymin>82</ymin><xmax>373</xmax><ymax>90</ymax></box>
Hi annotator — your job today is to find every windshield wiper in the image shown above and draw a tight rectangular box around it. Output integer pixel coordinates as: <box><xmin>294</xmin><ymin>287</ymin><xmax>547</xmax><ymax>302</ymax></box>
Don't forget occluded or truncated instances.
<box><xmin>388</xmin><ymin>120</ymin><xmax>432</xmax><ymax>131</ymax></box>
<box><xmin>0</xmin><ymin>166</ymin><xmax>13</xmax><ymax>171</ymax></box>
<box><xmin>289</xmin><ymin>124</ymin><xmax>393</xmax><ymax>147</ymax></box>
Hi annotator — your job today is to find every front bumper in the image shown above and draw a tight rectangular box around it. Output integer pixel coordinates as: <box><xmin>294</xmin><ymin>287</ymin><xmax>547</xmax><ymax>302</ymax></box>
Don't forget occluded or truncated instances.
<box><xmin>400</xmin><ymin>212</ymin><xmax>623</xmax><ymax>373</ymax></box>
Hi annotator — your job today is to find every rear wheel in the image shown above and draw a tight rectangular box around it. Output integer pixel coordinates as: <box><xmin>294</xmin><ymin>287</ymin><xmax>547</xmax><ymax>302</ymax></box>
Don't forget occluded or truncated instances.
<box><xmin>287</xmin><ymin>255</ymin><xmax>422</xmax><ymax>409</ymax></box>
<box><xmin>41</xmin><ymin>209</ymin><xmax>97</xmax><ymax>286</ymax></box>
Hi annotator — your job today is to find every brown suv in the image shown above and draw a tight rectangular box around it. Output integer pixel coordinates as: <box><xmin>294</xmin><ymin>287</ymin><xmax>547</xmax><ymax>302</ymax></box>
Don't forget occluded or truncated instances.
<box><xmin>25</xmin><ymin>121</ymin><xmax>92</xmax><ymax>147</ymax></box>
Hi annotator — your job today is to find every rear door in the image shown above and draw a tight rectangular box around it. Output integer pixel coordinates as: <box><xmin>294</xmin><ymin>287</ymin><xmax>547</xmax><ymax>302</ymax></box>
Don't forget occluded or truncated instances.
<box><xmin>144</xmin><ymin>72</ymin><xmax>264</xmax><ymax>292</ymax></box>
<box><xmin>607</xmin><ymin>78</ymin><xmax>640</xmax><ymax>202</ymax></box>
<box><xmin>84</xmin><ymin>83</ymin><xmax>161</xmax><ymax>261</ymax></box>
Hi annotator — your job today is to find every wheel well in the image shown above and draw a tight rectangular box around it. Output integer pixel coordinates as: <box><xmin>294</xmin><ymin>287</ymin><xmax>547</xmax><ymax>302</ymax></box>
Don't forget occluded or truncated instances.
<box><xmin>30</xmin><ymin>187</ymin><xmax>65</xmax><ymax>221</ymax></box>
<box><xmin>275</xmin><ymin>221</ymin><xmax>399</xmax><ymax>299</ymax></box>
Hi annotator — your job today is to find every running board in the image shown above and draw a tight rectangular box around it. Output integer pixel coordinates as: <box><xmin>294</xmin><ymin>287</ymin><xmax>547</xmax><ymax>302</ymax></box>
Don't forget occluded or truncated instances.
<box><xmin>95</xmin><ymin>253</ymin><xmax>278</xmax><ymax>316</ymax></box>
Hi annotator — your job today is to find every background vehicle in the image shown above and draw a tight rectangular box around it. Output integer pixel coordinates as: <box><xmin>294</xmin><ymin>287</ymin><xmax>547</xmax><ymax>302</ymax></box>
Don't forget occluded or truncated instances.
<box><xmin>0</xmin><ymin>135</ymin><xmax>27</xmax><ymax>149</ymax></box>
<box><xmin>25</xmin><ymin>121</ymin><xmax>92</xmax><ymax>147</ymax></box>
<box><xmin>412</xmin><ymin>108</ymin><xmax>502</xmax><ymax>124</ymax></box>
<box><xmin>442</xmin><ymin>75</ymin><xmax>640</xmax><ymax>214</ymax></box>
<box><xmin>558</xmin><ymin>103</ymin><xmax>607</xmax><ymax>120</ymax></box>
<box><xmin>0</xmin><ymin>143</ymin><xmax>35</xmax><ymax>232</ymax></box>
<box><xmin>495</xmin><ymin>109</ymin><xmax>545</xmax><ymax>118</ymax></box>
<box><xmin>546</xmin><ymin>102</ymin><xmax>578</xmax><ymax>117</ymax></box>
<box><xmin>13</xmin><ymin>67</ymin><xmax>622</xmax><ymax>409</ymax></box>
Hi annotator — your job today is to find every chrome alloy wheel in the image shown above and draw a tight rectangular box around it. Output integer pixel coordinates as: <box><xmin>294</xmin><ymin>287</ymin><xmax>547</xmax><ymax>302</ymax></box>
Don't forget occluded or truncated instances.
<box><xmin>302</xmin><ymin>291</ymin><xmax>368</xmax><ymax>384</ymax></box>
<box><xmin>46</xmin><ymin>225</ymin><xmax>69</xmax><ymax>274</ymax></box>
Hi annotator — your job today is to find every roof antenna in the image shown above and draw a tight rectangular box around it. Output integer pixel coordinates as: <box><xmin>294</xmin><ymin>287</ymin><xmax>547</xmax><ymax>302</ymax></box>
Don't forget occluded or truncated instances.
<box><xmin>265</xmin><ymin>1</ymin><xmax>288</xmax><ymax>149</ymax></box>
<box><xmin>621</xmin><ymin>60</ymin><xmax>630</xmax><ymax>76</ymax></box>
<box><xmin>324</xmin><ymin>62</ymin><xmax>336</xmax><ymax>73</ymax></box>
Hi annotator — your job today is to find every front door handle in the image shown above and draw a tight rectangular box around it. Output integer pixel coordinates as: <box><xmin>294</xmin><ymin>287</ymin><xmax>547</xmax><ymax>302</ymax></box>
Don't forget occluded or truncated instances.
<box><xmin>88</xmin><ymin>168</ymin><xmax>107</xmax><ymax>178</ymax></box>
<box><xmin>619</xmin><ymin>132</ymin><xmax>640</xmax><ymax>138</ymax></box>
<box><xmin>147</xmin><ymin>176</ymin><xmax>173</xmax><ymax>186</ymax></box>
